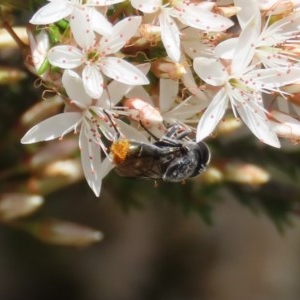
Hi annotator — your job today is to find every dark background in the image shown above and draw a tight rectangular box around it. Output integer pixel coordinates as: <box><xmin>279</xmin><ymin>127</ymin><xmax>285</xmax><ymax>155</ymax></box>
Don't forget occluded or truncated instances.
<box><xmin>1</xmin><ymin>180</ymin><xmax>300</xmax><ymax>300</ymax></box>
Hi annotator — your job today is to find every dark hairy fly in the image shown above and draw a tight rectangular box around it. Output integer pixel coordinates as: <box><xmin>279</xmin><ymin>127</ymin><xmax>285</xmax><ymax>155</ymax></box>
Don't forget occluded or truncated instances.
<box><xmin>110</xmin><ymin>124</ymin><xmax>210</xmax><ymax>182</ymax></box>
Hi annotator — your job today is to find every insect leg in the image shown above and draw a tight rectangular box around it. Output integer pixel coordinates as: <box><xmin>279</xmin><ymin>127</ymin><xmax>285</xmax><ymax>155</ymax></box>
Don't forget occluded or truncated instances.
<box><xmin>158</xmin><ymin>124</ymin><xmax>191</xmax><ymax>147</ymax></box>
<box><xmin>164</xmin><ymin>124</ymin><xmax>179</xmax><ymax>138</ymax></box>
<box><xmin>103</xmin><ymin>109</ymin><xmax>121</xmax><ymax>139</ymax></box>
<box><xmin>176</xmin><ymin>129</ymin><xmax>191</xmax><ymax>140</ymax></box>
<box><xmin>139</xmin><ymin>121</ymin><xmax>160</xmax><ymax>141</ymax></box>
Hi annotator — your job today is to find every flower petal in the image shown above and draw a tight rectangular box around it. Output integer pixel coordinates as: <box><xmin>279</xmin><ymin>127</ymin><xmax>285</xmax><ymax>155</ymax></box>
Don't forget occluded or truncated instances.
<box><xmin>90</xmin><ymin>9</ymin><xmax>113</xmax><ymax>36</ymax></box>
<box><xmin>159</xmin><ymin>10</ymin><xmax>181</xmax><ymax>62</ymax></box>
<box><xmin>115</xmin><ymin>119</ymin><xmax>149</xmax><ymax>142</ymax></box>
<box><xmin>48</xmin><ymin>45</ymin><xmax>83</xmax><ymax>69</ymax></box>
<box><xmin>100</xmin><ymin>156</ymin><xmax>115</xmax><ymax>178</ymax></box>
<box><xmin>79</xmin><ymin>129</ymin><xmax>102</xmax><ymax>197</ymax></box>
<box><xmin>130</xmin><ymin>0</ymin><xmax>161</xmax><ymax>13</ymax></box>
<box><xmin>70</xmin><ymin>7</ymin><xmax>95</xmax><ymax>49</ymax></box>
<box><xmin>196</xmin><ymin>88</ymin><xmax>228</xmax><ymax>142</ymax></box>
<box><xmin>100</xmin><ymin>16</ymin><xmax>142</xmax><ymax>54</ymax></box>
<box><xmin>159</xmin><ymin>79</ymin><xmax>178</xmax><ymax>113</ymax></box>
<box><xmin>260</xmin><ymin>11</ymin><xmax>300</xmax><ymax>46</ymax></box>
<box><xmin>101</xmin><ymin>57</ymin><xmax>149</xmax><ymax>85</ymax></box>
<box><xmin>165</xmin><ymin>96</ymin><xmax>208</xmax><ymax>121</ymax></box>
<box><xmin>97</xmin><ymin>64</ymin><xmax>151</xmax><ymax>107</ymax></box>
<box><xmin>82</xmin><ymin>65</ymin><xmax>104</xmax><ymax>99</ymax></box>
<box><xmin>125</xmin><ymin>86</ymin><xmax>154</xmax><ymax>105</ymax></box>
<box><xmin>231</xmin><ymin>13</ymin><xmax>261</xmax><ymax>74</ymax></box>
<box><xmin>236</xmin><ymin>102</ymin><xmax>280</xmax><ymax>148</ymax></box>
<box><xmin>214</xmin><ymin>38</ymin><xmax>237</xmax><ymax>59</ymax></box>
<box><xmin>62</xmin><ymin>70</ymin><xmax>92</xmax><ymax>107</ymax></box>
<box><xmin>182</xmin><ymin>67</ymin><xmax>209</xmax><ymax>101</ymax></box>
<box><xmin>21</xmin><ymin>112</ymin><xmax>81</xmax><ymax>144</ymax></box>
<box><xmin>86</xmin><ymin>0</ymin><xmax>126</xmax><ymax>4</ymax></box>
<box><xmin>235</xmin><ymin>0</ymin><xmax>260</xmax><ymax>28</ymax></box>
<box><xmin>30</xmin><ymin>2</ymin><xmax>73</xmax><ymax>24</ymax></box>
<box><xmin>181</xmin><ymin>27</ymin><xmax>214</xmax><ymax>59</ymax></box>
<box><xmin>246</xmin><ymin>67</ymin><xmax>300</xmax><ymax>91</ymax></box>
<box><xmin>193</xmin><ymin>58</ymin><xmax>227</xmax><ymax>86</ymax></box>
<box><xmin>173</xmin><ymin>3</ymin><xmax>233</xmax><ymax>32</ymax></box>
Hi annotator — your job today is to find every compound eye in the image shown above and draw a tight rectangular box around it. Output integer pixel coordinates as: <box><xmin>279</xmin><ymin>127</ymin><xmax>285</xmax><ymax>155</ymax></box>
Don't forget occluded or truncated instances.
<box><xmin>188</xmin><ymin>142</ymin><xmax>210</xmax><ymax>178</ymax></box>
<box><xmin>197</xmin><ymin>142</ymin><xmax>211</xmax><ymax>165</ymax></box>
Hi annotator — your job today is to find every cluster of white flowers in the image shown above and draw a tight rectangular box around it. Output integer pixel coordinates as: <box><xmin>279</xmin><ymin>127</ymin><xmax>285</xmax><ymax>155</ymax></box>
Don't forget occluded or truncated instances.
<box><xmin>21</xmin><ymin>0</ymin><xmax>300</xmax><ymax>196</ymax></box>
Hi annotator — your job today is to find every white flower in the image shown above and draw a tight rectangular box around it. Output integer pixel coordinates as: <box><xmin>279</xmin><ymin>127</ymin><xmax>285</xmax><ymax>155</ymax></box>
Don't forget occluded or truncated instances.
<box><xmin>21</xmin><ymin>70</ymin><xmax>113</xmax><ymax>196</ymax></box>
<box><xmin>218</xmin><ymin>1</ymin><xmax>300</xmax><ymax>67</ymax></box>
<box><xmin>131</xmin><ymin>0</ymin><xmax>233</xmax><ymax>62</ymax></box>
<box><xmin>216</xmin><ymin>8</ymin><xmax>300</xmax><ymax>68</ymax></box>
<box><xmin>29</xmin><ymin>0</ymin><xmax>117</xmax><ymax>47</ymax></box>
<box><xmin>194</xmin><ymin>14</ymin><xmax>300</xmax><ymax>147</ymax></box>
<box><xmin>21</xmin><ymin>64</ymin><xmax>150</xmax><ymax>196</ymax></box>
<box><xmin>47</xmin><ymin>16</ymin><xmax>149</xmax><ymax>99</ymax></box>
<box><xmin>255</xmin><ymin>11</ymin><xmax>300</xmax><ymax>68</ymax></box>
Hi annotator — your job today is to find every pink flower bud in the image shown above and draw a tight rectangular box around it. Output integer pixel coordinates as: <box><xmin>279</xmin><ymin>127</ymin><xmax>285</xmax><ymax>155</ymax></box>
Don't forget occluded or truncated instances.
<box><xmin>124</xmin><ymin>98</ymin><xmax>163</xmax><ymax>128</ymax></box>
<box><xmin>151</xmin><ymin>58</ymin><xmax>186</xmax><ymax>80</ymax></box>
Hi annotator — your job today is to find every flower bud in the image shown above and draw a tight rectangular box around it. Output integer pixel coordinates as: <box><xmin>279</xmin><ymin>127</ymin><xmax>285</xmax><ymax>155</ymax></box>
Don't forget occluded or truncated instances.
<box><xmin>214</xmin><ymin>6</ymin><xmax>241</xmax><ymax>18</ymax></box>
<box><xmin>260</xmin><ymin>1</ymin><xmax>295</xmax><ymax>16</ymax></box>
<box><xmin>27</xmin><ymin>159</ymin><xmax>83</xmax><ymax>195</ymax></box>
<box><xmin>151</xmin><ymin>57</ymin><xmax>186</xmax><ymax>80</ymax></box>
<box><xmin>224</xmin><ymin>162</ymin><xmax>270</xmax><ymax>186</ymax></box>
<box><xmin>124</xmin><ymin>98</ymin><xmax>163</xmax><ymax>128</ymax></box>
<box><xmin>27</xmin><ymin>219</ymin><xmax>103</xmax><ymax>247</ymax></box>
<box><xmin>29</xmin><ymin>138</ymin><xmax>78</xmax><ymax>170</ymax></box>
<box><xmin>26</xmin><ymin>27</ymin><xmax>51</xmax><ymax>77</ymax></box>
<box><xmin>42</xmin><ymin>159</ymin><xmax>83</xmax><ymax>179</ymax></box>
<box><xmin>122</xmin><ymin>25</ymin><xmax>161</xmax><ymax>53</ymax></box>
<box><xmin>216</xmin><ymin>116</ymin><xmax>242</xmax><ymax>135</ymax></box>
<box><xmin>0</xmin><ymin>194</ymin><xmax>43</xmax><ymax>221</ymax></box>
<box><xmin>200</xmin><ymin>166</ymin><xmax>224</xmax><ymax>184</ymax></box>
<box><xmin>269</xmin><ymin>110</ymin><xmax>300</xmax><ymax>142</ymax></box>
<box><xmin>139</xmin><ymin>24</ymin><xmax>161</xmax><ymax>44</ymax></box>
<box><xmin>21</xmin><ymin>95</ymin><xmax>63</xmax><ymax>128</ymax></box>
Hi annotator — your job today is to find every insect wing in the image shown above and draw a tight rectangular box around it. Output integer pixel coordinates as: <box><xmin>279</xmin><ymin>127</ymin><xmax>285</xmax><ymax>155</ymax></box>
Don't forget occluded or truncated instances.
<box><xmin>114</xmin><ymin>155</ymin><xmax>162</xmax><ymax>179</ymax></box>
<box><xmin>113</xmin><ymin>141</ymin><xmax>165</xmax><ymax>179</ymax></box>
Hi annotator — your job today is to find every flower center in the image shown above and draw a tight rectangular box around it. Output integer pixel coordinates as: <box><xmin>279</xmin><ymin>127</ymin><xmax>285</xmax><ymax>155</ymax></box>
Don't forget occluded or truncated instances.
<box><xmin>229</xmin><ymin>78</ymin><xmax>253</xmax><ymax>93</ymax></box>
<box><xmin>86</xmin><ymin>50</ymin><xmax>101</xmax><ymax>63</ymax></box>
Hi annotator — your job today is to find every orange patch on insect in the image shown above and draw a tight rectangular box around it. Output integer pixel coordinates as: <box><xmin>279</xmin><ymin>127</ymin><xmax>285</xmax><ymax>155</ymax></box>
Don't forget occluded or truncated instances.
<box><xmin>110</xmin><ymin>139</ymin><xmax>130</xmax><ymax>165</ymax></box>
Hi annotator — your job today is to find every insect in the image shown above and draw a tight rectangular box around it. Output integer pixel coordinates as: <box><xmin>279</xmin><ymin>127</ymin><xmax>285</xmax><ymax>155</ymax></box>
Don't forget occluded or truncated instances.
<box><xmin>109</xmin><ymin>124</ymin><xmax>210</xmax><ymax>182</ymax></box>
